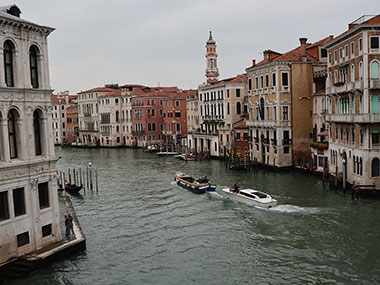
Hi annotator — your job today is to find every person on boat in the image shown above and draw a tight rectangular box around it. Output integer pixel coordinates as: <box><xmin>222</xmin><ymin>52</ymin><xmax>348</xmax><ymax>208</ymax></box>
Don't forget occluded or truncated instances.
<box><xmin>232</xmin><ymin>184</ymin><xmax>239</xmax><ymax>193</ymax></box>
<box><xmin>64</xmin><ymin>215</ymin><xmax>70</xmax><ymax>239</ymax></box>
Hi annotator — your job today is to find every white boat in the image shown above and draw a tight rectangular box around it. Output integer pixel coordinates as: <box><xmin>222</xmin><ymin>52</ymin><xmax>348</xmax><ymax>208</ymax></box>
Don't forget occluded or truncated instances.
<box><xmin>157</xmin><ymin>151</ymin><xmax>178</xmax><ymax>156</ymax></box>
<box><xmin>222</xmin><ymin>187</ymin><xmax>277</xmax><ymax>208</ymax></box>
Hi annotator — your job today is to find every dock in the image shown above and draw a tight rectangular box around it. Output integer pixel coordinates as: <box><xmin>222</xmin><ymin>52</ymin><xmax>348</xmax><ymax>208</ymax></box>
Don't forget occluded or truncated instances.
<box><xmin>0</xmin><ymin>194</ymin><xmax>86</xmax><ymax>282</ymax></box>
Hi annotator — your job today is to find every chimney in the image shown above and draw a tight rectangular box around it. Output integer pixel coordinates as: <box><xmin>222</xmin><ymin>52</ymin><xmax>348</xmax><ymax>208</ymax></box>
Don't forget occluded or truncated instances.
<box><xmin>252</xmin><ymin>59</ymin><xmax>256</xmax><ymax>66</ymax></box>
<box><xmin>299</xmin><ymin>38</ymin><xmax>307</xmax><ymax>56</ymax></box>
<box><xmin>263</xmin><ymin>50</ymin><xmax>270</xmax><ymax>60</ymax></box>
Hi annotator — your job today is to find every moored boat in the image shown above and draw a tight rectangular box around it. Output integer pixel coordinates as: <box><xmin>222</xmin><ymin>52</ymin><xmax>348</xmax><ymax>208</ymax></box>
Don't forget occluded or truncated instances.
<box><xmin>157</xmin><ymin>151</ymin><xmax>178</xmax><ymax>156</ymax></box>
<box><xmin>65</xmin><ymin>184</ymin><xmax>83</xmax><ymax>194</ymax></box>
<box><xmin>222</xmin><ymin>187</ymin><xmax>277</xmax><ymax>208</ymax></box>
<box><xmin>179</xmin><ymin>154</ymin><xmax>207</xmax><ymax>161</ymax></box>
<box><xmin>174</xmin><ymin>173</ymin><xmax>216</xmax><ymax>194</ymax></box>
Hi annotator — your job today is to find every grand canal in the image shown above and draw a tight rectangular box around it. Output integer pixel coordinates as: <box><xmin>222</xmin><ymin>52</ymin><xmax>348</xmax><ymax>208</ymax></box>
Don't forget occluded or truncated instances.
<box><xmin>14</xmin><ymin>147</ymin><xmax>380</xmax><ymax>284</ymax></box>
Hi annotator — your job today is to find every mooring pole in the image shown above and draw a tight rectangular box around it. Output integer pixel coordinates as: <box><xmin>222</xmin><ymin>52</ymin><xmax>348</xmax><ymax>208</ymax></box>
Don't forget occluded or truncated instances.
<box><xmin>96</xmin><ymin>169</ymin><xmax>98</xmax><ymax>193</ymax></box>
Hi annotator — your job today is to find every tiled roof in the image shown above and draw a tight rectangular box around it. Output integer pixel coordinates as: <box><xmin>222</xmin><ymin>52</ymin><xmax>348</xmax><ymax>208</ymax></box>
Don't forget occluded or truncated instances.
<box><xmin>205</xmin><ymin>74</ymin><xmax>247</xmax><ymax>88</ymax></box>
<box><xmin>78</xmin><ymin>87</ymin><xmax>115</xmax><ymax>94</ymax></box>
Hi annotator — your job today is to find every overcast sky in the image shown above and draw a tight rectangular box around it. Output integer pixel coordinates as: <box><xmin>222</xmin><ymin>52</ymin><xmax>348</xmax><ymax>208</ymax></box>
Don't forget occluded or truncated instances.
<box><xmin>8</xmin><ymin>0</ymin><xmax>380</xmax><ymax>94</ymax></box>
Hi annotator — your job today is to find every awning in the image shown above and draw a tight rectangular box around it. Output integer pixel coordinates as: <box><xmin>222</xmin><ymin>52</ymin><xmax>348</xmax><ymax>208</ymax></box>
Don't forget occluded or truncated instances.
<box><xmin>317</xmin><ymin>130</ymin><xmax>329</xmax><ymax>136</ymax></box>
<box><xmin>337</xmin><ymin>64</ymin><xmax>348</xmax><ymax>69</ymax></box>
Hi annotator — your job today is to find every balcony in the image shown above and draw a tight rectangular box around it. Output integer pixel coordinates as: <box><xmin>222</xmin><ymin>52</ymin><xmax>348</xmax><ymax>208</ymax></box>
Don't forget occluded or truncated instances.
<box><xmin>370</xmin><ymin>79</ymin><xmax>380</xmax><ymax>89</ymax></box>
<box><xmin>83</xmin><ymin>112</ymin><xmax>92</xmax><ymax>117</ymax></box>
<box><xmin>282</xmin><ymin>86</ymin><xmax>290</xmax><ymax>93</ymax></box>
<box><xmin>326</xmin><ymin>113</ymin><xmax>380</xmax><ymax>123</ymax></box>
<box><xmin>245</xmin><ymin>119</ymin><xmax>290</xmax><ymax>128</ymax></box>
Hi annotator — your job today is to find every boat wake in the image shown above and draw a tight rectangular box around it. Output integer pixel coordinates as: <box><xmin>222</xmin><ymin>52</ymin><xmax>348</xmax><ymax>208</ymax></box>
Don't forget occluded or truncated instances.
<box><xmin>268</xmin><ymin>204</ymin><xmax>320</xmax><ymax>214</ymax></box>
<box><xmin>208</xmin><ymin>191</ymin><xmax>224</xmax><ymax>199</ymax></box>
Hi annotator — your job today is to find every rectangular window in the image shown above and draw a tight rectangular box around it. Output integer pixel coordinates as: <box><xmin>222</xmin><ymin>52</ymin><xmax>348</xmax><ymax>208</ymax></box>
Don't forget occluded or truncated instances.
<box><xmin>345</xmin><ymin>45</ymin><xmax>348</xmax><ymax>57</ymax></box>
<box><xmin>42</xmin><ymin>224</ymin><xmax>52</xmax><ymax>237</ymax></box>
<box><xmin>17</xmin><ymin>231</ymin><xmax>30</xmax><ymax>247</ymax></box>
<box><xmin>175</xmin><ymin>100</ymin><xmax>180</xmax><ymax>107</ymax></box>
<box><xmin>265</xmin><ymin>74</ymin><xmax>269</xmax><ymax>87</ymax></box>
<box><xmin>236</xmin><ymin>89</ymin><xmax>240</xmax><ymax>97</ymax></box>
<box><xmin>255</xmin><ymin>77</ymin><xmax>258</xmax><ymax>89</ymax></box>
<box><xmin>243</xmin><ymin>133</ymin><xmax>248</xmax><ymax>140</ymax></box>
<box><xmin>237</xmin><ymin>133</ymin><xmax>241</xmax><ymax>140</ymax></box>
<box><xmin>339</xmin><ymin>48</ymin><xmax>342</xmax><ymax>59</ymax></box>
<box><xmin>13</xmin><ymin>188</ymin><xmax>25</xmax><ymax>217</ymax></box>
<box><xmin>272</xmin><ymin>73</ymin><xmax>276</xmax><ymax>86</ymax></box>
<box><xmin>328</xmin><ymin>53</ymin><xmax>331</xmax><ymax>63</ymax></box>
<box><xmin>334</xmin><ymin>50</ymin><xmax>338</xmax><ymax>62</ymax></box>
<box><xmin>0</xmin><ymin>191</ymin><xmax>9</xmax><ymax>221</ymax></box>
<box><xmin>321</xmin><ymin>48</ymin><xmax>327</xmax><ymax>58</ymax></box>
<box><xmin>227</xmin><ymin>90</ymin><xmax>229</xmax><ymax>98</ymax></box>
<box><xmin>282</xmin><ymin>106</ymin><xmax>289</xmax><ymax>120</ymax></box>
<box><xmin>175</xmin><ymin>111</ymin><xmax>181</xmax><ymax>118</ymax></box>
<box><xmin>260</xmin><ymin>76</ymin><xmax>264</xmax><ymax>88</ymax></box>
<box><xmin>248</xmin><ymin>78</ymin><xmax>252</xmax><ymax>91</ymax></box>
<box><xmin>38</xmin><ymin>182</ymin><xmax>49</xmax><ymax>209</ymax></box>
<box><xmin>359</xmin><ymin>38</ymin><xmax>363</xmax><ymax>51</ymax></box>
<box><xmin>282</xmin><ymin>73</ymin><xmax>289</xmax><ymax>86</ymax></box>
<box><xmin>370</xmin><ymin>37</ymin><xmax>379</xmax><ymax>49</ymax></box>
<box><xmin>351</xmin><ymin>42</ymin><xmax>354</xmax><ymax>56</ymax></box>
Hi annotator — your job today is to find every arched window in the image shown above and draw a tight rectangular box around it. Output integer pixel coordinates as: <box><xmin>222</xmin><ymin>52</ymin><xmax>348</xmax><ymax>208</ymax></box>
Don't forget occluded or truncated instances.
<box><xmin>372</xmin><ymin>158</ymin><xmax>380</xmax><ymax>177</ymax></box>
<box><xmin>147</xmin><ymin>123</ymin><xmax>151</xmax><ymax>132</ymax></box>
<box><xmin>115</xmin><ymin>111</ymin><xmax>119</xmax><ymax>122</ymax></box>
<box><xmin>352</xmin><ymin>95</ymin><xmax>355</xmax><ymax>113</ymax></box>
<box><xmin>236</xmin><ymin>102</ymin><xmax>241</xmax><ymax>115</ymax></box>
<box><xmin>360</xmin><ymin>95</ymin><xmax>363</xmax><ymax>113</ymax></box>
<box><xmin>4</xmin><ymin>41</ymin><xmax>15</xmax><ymax>87</ymax></box>
<box><xmin>371</xmin><ymin>94</ymin><xmax>379</xmax><ymax>113</ymax></box>
<box><xmin>260</xmin><ymin>98</ymin><xmax>265</xmax><ymax>120</ymax></box>
<box><xmin>152</xmin><ymin>123</ymin><xmax>156</xmax><ymax>132</ymax></box>
<box><xmin>8</xmin><ymin>109</ymin><xmax>19</xmax><ymax>158</ymax></box>
<box><xmin>360</xmin><ymin>157</ymin><xmax>363</xmax><ymax>176</ymax></box>
<box><xmin>29</xmin><ymin>45</ymin><xmax>39</xmax><ymax>88</ymax></box>
<box><xmin>370</xmin><ymin>61</ymin><xmax>380</xmax><ymax>79</ymax></box>
<box><xmin>33</xmin><ymin>110</ymin><xmax>42</xmax><ymax>156</ymax></box>
<box><xmin>353</xmin><ymin>156</ymin><xmax>356</xmax><ymax>173</ymax></box>
<box><xmin>351</xmin><ymin>64</ymin><xmax>355</xmax><ymax>82</ymax></box>
<box><xmin>359</xmin><ymin>61</ymin><xmax>363</xmax><ymax>79</ymax></box>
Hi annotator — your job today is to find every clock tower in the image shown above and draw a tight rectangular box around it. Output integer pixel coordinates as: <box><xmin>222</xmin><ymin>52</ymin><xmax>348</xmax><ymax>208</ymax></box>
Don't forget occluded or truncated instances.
<box><xmin>205</xmin><ymin>31</ymin><xmax>219</xmax><ymax>84</ymax></box>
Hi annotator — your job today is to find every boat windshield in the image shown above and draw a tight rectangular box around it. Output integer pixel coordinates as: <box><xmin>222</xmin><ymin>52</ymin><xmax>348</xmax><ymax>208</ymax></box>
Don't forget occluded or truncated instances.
<box><xmin>181</xmin><ymin>176</ymin><xmax>195</xmax><ymax>183</ymax></box>
<box><xmin>252</xmin><ymin>192</ymin><xmax>268</xmax><ymax>199</ymax></box>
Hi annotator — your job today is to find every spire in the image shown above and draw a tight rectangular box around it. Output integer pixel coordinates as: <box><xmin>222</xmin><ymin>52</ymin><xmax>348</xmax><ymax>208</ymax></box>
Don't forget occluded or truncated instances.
<box><xmin>207</xmin><ymin>30</ymin><xmax>216</xmax><ymax>45</ymax></box>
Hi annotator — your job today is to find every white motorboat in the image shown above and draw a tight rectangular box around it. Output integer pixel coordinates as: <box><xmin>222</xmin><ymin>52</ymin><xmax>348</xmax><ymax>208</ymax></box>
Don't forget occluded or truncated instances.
<box><xmin>157</xmin><ymin>151</ymin><xmax>178</xmax><ymax>156</ymax></box>
<box><xmin>222</xmin><ymin>187</ymin><xmax>277</xmax><ymax>208</ymax></box>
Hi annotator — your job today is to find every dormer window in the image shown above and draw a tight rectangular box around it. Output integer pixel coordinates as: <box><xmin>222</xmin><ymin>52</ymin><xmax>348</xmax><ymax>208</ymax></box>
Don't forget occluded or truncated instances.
<box><xmin>7</xmin><ymin>5</ymin><xmax>21</xmax><ymax>18</ymax></box>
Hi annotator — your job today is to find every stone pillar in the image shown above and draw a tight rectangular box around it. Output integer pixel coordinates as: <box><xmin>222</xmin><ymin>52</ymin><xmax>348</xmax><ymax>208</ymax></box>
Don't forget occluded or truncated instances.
<box><xmin>15</xmin><ymin>119</ymin><xmax>24</xmax><ymax>159</ymax></box>
<box><xmin>0</xmin><ymin>47</ymin><xmax>6</xmax><ymax>87</ymax></box>
<box><xmin>0</xmin><ymin>119</ymin><xmax>10</xmax><ymax>161</ymax></box>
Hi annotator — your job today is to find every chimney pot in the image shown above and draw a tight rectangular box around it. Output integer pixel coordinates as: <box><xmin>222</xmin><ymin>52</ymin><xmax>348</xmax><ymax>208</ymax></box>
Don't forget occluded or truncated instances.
<box><xmin>252</xmin><ymin>59</ymin><xmax>256</xmax><ymax>66</ymax></box>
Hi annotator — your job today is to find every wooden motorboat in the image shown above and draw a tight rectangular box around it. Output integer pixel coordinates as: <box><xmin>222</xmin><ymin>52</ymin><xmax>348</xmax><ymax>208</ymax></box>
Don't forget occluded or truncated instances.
<box><xmin>179</xmin><ymin>154</ymin><xmax>207</xmax><ymax>161</ymax></box>
<box><xmin>222</xmin><ymin>187</ymin><xmax>277</xmax><ymax>208</ymax></box>
<box><xmin>174</xmin><ymin>173</ymin><xmax>216</xmax><ymax>194</ymax></box>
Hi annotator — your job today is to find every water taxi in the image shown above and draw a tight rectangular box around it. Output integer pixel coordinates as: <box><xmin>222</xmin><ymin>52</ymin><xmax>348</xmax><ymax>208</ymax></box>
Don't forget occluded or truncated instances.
<box><xmin>222</xmin><ymin>187</ymin><xmax>277</xmax><ymax>208</ymax></box>
<box><xmin>174</xmin><ymin>173</ymin><xmax>216</xmax><ymax>194</ymax></box>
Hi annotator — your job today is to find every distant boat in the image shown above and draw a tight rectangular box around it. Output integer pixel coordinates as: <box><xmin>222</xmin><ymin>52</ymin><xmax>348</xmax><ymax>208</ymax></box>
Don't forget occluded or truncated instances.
<box><xmin>222</xmin><ymin>187</ymin><xmax>277</xmax><ymax>208</ymax></box>
<box><xmin>174</xmin><ymin>172</ymin><xmax>216</xmax><ymax>194</ymax></box>
<box><xmin>179</xmin><ymin>154</ymin><xmax>207</xmax><ymax>161</ymax></box>
<box><xmin>157</xmin><ymin>151</ymin><xmax>178</xmax><ymax>156</ymax></box>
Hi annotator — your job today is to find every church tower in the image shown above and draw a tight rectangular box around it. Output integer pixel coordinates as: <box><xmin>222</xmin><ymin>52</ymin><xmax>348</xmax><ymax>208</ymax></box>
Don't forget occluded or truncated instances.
<box><xmin>205</xmin><ymin>31</ymin><xmax>219</xmax><ymax>84</ymax></box>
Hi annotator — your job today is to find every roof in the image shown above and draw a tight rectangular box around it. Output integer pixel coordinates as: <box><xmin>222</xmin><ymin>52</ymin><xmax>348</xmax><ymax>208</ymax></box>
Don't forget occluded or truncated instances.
<box><xmin>51</xmin><ymin>94</ymin><xmax>77</xmax><ymax>104</ymax></box>
<box><xmin>78</xmin><ymin>87</ymin><xmax>115</xmax><ymax>94</ymax></box>
<box><xmin>0</xmin><ymin>5</ymin><xmax>54</xmax><ymax>33</ymax></box>
<box><xmin>203</xmin><ymin>74</ymin><xmax>247</xmax><ymax>88</ymax></box>
<box><xmin>247</xmin><ymin>36</ymin><xmax>334</xmax><ymax>70</ymax></box>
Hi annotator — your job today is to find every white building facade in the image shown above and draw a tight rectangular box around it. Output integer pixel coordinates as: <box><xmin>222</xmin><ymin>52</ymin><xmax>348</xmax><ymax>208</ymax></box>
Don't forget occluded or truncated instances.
<box><xmin>0</xmin><ymin>5</ymin><xmax>62</xmax><ymax>264</ymax></box>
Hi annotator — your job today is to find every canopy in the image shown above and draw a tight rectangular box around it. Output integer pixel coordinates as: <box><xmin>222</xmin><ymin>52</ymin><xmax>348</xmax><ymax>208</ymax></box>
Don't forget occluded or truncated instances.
<box><xmin>317</xmin><ymin>130</ymin><xmax>329</xmax><ymax>136</ymax></box>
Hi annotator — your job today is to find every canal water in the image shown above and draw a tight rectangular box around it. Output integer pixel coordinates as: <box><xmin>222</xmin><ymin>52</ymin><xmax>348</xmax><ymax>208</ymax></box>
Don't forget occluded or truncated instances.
<box><xmin>13</xmin><ymin>148</ymin><xmax>380</xmax><ymax>284</ymax></box>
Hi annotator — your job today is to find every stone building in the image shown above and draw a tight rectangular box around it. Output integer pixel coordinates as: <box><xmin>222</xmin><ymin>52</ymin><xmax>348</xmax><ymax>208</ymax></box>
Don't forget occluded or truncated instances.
<box><xmin>188</xmin><ymin>32</ymin><xmax>247</xmax><ymax>157</ymax></box>
<box><xmin>0</xmin><ymin>5</ymin><xmax>62</xmax><ymax>264</ymax></box>
<box><xmin>325</xmin><ymin>14</ymin><xmax>380</xmax><ymax>187</ymax></box>
<box><xmin>66</xmin><ymin>104</ymin><xmax>79</xmax><ymax>144</ymax></box>
<box><xmin>246</xmin><ymin>37</ymin><xmax>331</xmax><ymax>168</ymax></box>
<box><xmin>77</xmin><ymin>87</ymin><xmax>114</xmax><ymax>146</ymax></box>
<box><xmin>51</xmin><ymin>91</ymin><xmax>77</xmax><ymax>145</ymax></box>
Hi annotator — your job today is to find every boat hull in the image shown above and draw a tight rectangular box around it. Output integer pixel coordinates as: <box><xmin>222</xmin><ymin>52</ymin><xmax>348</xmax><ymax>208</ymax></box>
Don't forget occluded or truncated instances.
<box><xmin>175</xmin><ymin>175</ymin><xmax>216</xmax><ymax>194</ymax></box>
<box><xmin>222</xmin><ymin>188</ymin><xmax>277</xmax><ymax>208</ymax></box>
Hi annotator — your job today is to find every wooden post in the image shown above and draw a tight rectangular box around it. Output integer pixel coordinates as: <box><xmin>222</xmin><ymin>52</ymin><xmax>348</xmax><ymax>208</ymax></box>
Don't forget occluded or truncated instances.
<box><xmin>73</xmin><ymin>169</ymin><xmax>76</xmax><ymax>186</ymax></box>
<box><xmin>90</xmin><ymin>169</ymin><xmax>93</xmax><ymax>190</ymax></box>
<box><xmin>87</xmin><ymin>167</ymin><xmax>89</xmax><ymax>189</ymax></box>
<box><xmin>96</xmin><ymin>169</ymin><xmax>98</xmax><ymax>193</ymax></box>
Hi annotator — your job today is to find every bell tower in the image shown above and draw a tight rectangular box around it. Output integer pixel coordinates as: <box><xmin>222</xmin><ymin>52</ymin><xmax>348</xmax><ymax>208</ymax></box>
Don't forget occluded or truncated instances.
<box><xmin>205</xmin><ymin>31</ymin><xmax>219</xmax><ymax>84</ymax></box>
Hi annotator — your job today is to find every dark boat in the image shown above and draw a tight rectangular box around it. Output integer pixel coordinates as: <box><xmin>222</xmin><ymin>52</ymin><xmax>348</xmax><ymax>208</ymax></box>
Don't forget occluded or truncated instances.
<box><xmin>174</xmin><ymin>173</ymin><xmax>216</xmax><ymax>194</ymax></box>
<box><xmin>65</xmin><ymin>184</ymin><xmax>83</xmax><ymax>193</ymax></box>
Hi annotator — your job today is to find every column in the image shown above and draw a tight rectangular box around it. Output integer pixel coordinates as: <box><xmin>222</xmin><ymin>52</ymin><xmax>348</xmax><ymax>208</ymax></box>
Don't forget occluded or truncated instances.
<box><xmin>0</xmin><ymin>47</ymin><xmax>5</xmax><ymax>87</ymax></box>
<box><xmin>0</xmin><ymin>119</ymin><xmax>10</xmax><ymax>161</ymax></box>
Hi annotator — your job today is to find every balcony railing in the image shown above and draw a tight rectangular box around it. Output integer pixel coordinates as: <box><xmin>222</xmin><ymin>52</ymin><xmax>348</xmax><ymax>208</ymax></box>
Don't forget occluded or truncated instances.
<box><xmin>370</xmin><ymin>79</ymin><xmax>380</xmax><ymax>89</ymax></box>
<box><xmin>326</xmin><ymin>113</ymin><xmax>380</xmax><ymax>123</ymax></box>
<box><xmin>245</xmin><ymin>119</ymin><xmax>290</xmax><ymax>128</ymax></box>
